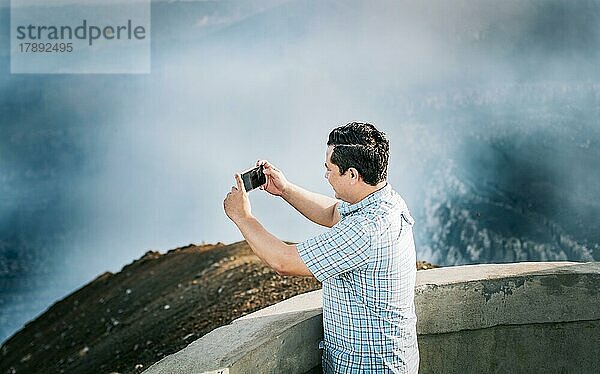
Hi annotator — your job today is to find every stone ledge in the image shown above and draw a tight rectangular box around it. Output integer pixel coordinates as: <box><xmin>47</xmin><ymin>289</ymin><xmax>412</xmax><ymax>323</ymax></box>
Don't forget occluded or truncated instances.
<box><xmin>144</xmin><ymin>294</ymin><xmax>323</xmax><ymax>374</ymax></box>
<box><xmin>415</xmin><ymin>262</ymin><xmax>600</xmax><ymax>334</ymax></box>
<box><xmin>144</xmin><ymin>261</ymin><xmax>600</xmax><ymax>373</ymax></box>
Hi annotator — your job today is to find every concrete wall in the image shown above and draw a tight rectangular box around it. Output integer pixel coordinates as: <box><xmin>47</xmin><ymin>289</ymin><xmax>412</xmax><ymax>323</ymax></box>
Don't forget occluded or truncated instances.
<box><xmin>416</xmin><ymin>262</ymin><xmax>600</xmax><ymax>373</ymax></box>
<box><xmin>144</xmin><ymin>262</ymin><xmax>600</xmax><ymax>373</ymax></box>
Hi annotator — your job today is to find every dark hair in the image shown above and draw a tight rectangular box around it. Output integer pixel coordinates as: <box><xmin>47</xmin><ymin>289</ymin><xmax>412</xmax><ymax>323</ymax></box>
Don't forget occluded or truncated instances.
<box><xmin>327</xmin><ymin>122</ymin><xmax>389</xmax><ymax>186</ymax></box>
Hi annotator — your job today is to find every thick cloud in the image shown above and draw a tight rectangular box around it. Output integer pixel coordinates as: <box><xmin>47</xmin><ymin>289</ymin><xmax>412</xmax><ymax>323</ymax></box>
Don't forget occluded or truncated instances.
<box><xmin>1</xmin><ymin>0</ymin><xmax>599</xmax><ymax>342</ymax></box>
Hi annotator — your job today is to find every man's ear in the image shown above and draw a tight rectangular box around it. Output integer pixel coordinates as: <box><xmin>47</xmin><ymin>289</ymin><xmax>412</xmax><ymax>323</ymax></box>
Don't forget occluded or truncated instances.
<box><xmin>348</xmin><ymin>168</ymin><xmax>360</xmax><ymax>184</ymax></box>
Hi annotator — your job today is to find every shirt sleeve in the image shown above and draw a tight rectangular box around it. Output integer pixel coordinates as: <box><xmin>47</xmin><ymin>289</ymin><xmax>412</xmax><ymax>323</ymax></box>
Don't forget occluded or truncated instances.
<box><xmin>296</xmin><ymin>216</ymin><xmax>372</xmax><ymax>282</ymax></box>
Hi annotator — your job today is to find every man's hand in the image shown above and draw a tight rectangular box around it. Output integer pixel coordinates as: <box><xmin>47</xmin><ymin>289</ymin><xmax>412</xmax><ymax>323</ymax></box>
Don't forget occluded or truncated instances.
<box><xmin>223</xmin><ymin>173</ymin><xmax>253</xmax><ymax>223</ymax></box>
<box><xmin>256</xmin><ymin>160</ymin><xmax>289</xmax><ymax>197</ymax></box>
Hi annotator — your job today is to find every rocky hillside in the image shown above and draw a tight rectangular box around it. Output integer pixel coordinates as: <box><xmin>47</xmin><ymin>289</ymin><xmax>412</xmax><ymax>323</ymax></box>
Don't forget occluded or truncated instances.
<box><xmin>0</xmin><ymin>241</ymin><xmax>435</xmax><ymax>374</ymax></box>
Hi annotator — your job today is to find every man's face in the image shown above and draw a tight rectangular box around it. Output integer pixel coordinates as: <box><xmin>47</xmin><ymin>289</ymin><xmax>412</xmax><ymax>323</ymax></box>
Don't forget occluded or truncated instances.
<box><xmin>325</xmin><ymin>145</ymin><xmax>348</xmax><ymax>200</ymax></box>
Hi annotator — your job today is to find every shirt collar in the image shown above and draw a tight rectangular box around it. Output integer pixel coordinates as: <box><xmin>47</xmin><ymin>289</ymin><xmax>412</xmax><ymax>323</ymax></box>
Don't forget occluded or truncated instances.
<box><xmin>338</xmin><ymin>183</ymin><xmax>391</xmax><ymax>216</ymax></box>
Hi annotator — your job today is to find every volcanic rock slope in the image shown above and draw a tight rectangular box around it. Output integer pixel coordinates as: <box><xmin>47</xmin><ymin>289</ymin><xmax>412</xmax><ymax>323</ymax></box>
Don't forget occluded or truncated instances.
<box><xmin>0</xmin><ymin>241</ymin><xmax>434</xmax><ymax>374</ymax></box>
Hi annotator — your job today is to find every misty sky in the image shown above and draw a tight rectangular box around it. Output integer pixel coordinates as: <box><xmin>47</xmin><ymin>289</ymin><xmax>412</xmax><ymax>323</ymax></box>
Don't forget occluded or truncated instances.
<box><xmin>1</xmin><ymin>0</ymin><xmax>599</xmax><ymax>342</ymax></box>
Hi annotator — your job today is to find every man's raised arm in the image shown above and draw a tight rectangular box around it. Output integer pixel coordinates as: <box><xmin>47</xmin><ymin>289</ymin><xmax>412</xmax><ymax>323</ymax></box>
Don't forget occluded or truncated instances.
<box><xmin>257</xmin><ymin>160</ymin><xmax>340</xmax><ymax>228</ymax></box>
<box><xmin>223</xmin><ymin>174</ymin><xmax>313</xmax><ymax>277</ymax></box>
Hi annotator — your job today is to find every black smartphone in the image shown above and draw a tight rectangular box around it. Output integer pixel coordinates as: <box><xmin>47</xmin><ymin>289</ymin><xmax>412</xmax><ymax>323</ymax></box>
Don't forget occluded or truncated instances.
<box><xmin>241</xmin><ymin>164</ymin><xmax>266</xmax><ymax>192</ymax></box>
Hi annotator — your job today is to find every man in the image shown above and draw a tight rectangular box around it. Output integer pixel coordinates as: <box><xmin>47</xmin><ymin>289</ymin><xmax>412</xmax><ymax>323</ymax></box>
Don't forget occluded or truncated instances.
<box><xmin>223</xmin><ymin>122</ymin><xmax>419</xmax><ymax>373</ymax></box>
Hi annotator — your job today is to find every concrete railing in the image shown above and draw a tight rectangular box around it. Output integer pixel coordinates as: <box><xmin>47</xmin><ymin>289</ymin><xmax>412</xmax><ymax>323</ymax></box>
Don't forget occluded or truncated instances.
<box><xmin>144</xmin><ymin>262</ymin><xmax>600</xmax><ymax>373</ymax></box>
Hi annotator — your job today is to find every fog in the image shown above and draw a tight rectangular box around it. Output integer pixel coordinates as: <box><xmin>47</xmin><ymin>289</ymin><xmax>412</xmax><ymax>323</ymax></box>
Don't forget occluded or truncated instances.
<box><xmin>1</xmin><ymin>0</ymin><xmax>599</xmax><ymax>342</ymax></box>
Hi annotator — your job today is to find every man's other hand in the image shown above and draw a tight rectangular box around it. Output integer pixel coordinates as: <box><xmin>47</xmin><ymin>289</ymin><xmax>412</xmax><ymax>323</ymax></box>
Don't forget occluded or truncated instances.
<box><xmin>223</xmin><ymin>173</ymin><xmax>253</xmax><ymax>223</ymax></box>
<box><xmin>256</xmin><ymin>160</ymin><xmax>289</xmax><ymax>197</ymax></box>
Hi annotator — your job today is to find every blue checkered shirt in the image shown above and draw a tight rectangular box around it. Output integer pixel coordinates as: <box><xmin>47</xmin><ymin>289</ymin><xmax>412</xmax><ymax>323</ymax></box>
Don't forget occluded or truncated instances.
<box><xmin>297</xmin><ymin>184</ymin><xmax>419</xmax><ymax>373</ymax></box>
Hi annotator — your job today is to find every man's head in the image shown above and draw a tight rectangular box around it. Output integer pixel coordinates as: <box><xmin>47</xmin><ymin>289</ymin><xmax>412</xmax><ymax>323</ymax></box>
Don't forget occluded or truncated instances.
<box><xmin>327</xmin><ymin>122</ymin><xmax>389</xmax><ymax>185</ymax></box>
<box><xmin>325</xmin><ymin>122</ymin><xmax>389</xmax><ymax>202</ymax></box>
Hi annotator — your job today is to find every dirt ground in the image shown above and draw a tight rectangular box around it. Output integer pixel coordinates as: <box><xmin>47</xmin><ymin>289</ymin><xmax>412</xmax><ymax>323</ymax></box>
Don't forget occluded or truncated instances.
<box><xmin>0</xmin><ymin>241</ymin><xmax>436</xmax><ymax>374</ymax></box>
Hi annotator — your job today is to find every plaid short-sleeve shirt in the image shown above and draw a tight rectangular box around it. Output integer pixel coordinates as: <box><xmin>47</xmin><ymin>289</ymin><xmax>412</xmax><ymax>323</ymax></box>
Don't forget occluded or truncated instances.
<box><xmin>297</xmin><ymin>184</ymin><xmax>419</xmax><ymax>373</ymax></box>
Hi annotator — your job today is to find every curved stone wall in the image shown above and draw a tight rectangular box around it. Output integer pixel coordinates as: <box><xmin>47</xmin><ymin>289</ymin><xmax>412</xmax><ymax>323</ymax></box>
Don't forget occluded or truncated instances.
<box><xmin>144</xmin><ymin>262</ymin><xmax>600</xmax><ymax>373</ymax></box>
<box><xmin>416</xmin><ymin>262</ymin><xmax>600</xmax><ymax>373</ymax></box>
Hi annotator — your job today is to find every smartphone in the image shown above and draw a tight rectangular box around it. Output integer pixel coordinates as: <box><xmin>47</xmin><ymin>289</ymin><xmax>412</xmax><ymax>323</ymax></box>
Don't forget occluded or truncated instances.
<box><xmin>241</xmin><ymin>164</ymin><xmax>266</xmax><ymax>192</ymax></box>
